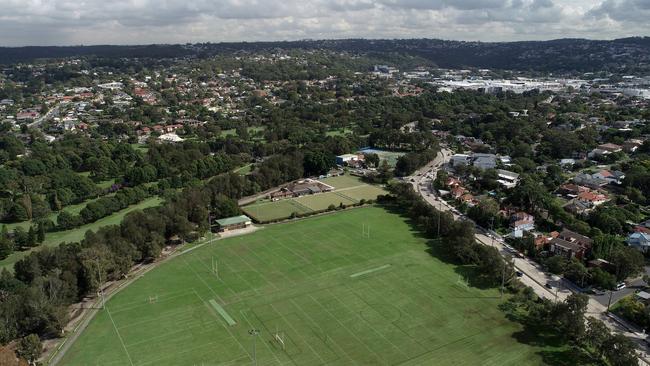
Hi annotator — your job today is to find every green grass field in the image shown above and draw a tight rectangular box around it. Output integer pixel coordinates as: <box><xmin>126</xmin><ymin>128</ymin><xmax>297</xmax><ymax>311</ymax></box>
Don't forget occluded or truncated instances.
<box><xmin>60</xmin><ymin>207</ymin><xmax>555</xmax><ymax>366</ymax></box>
<box><xmin>242</xmin><ymin>175</ymin><xmax>386</xmax><ymax>222</ymax></box>
<box><xmin>0</xmin><ymin>197</ymin><xmax>163</xmax><ymax>271</ymax></box>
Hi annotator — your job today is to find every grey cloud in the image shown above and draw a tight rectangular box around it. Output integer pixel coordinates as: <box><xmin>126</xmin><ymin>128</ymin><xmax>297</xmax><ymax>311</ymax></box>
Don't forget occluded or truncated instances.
<box><xmin>588</xmin><ymin>0</ymin><xmax>650</xmax><ymax>22</ymax></box>
<box><xmin>0</xmin><ymin>0</ymin><xmax>647</xmax><ymax>46</ymax></box>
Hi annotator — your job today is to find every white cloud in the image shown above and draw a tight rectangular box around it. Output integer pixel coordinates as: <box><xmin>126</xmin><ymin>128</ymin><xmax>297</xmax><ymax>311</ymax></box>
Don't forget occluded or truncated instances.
<box><xmin>0</xmin><ymin>0</ymin><xmax>646</xmax><ymax>46</ymax></box>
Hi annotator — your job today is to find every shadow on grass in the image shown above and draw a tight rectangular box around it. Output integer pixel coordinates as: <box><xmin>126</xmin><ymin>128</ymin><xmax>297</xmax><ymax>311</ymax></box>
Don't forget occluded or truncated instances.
<box><xmin>505</xmin><ymin>317</ymin><xmax>605</xmax><ymax>366</ymax></box>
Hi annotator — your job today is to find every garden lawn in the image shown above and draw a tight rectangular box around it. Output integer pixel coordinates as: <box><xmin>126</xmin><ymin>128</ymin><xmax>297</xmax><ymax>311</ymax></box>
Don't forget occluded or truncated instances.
<box><xmin>60</xmin><ymin>207</ymin><xmax>559</xmax><ymax>366</ymax></box>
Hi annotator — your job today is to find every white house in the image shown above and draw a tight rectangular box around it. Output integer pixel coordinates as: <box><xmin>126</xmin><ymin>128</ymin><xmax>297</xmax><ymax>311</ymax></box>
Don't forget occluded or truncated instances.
<box><xmin>159</xmin><ymin>133</ymin><xmax>184</xmax><ymax>143</ymax></box>
<box><xmin>496</xmin><ymin>169</ymin><xmax>520</xmax><ymax>189</ymax></box>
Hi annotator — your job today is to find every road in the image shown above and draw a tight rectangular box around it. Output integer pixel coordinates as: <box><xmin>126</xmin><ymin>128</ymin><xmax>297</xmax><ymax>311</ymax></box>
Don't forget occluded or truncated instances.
<box><xmin>28</xmin><ymin>104</ymin><xmax>59</xmax><ymax>128</ymax></box>
<box><xmin>409</xmin><ymin>147</ymin><xmax>650</xmax><ymax>364</ymax></box>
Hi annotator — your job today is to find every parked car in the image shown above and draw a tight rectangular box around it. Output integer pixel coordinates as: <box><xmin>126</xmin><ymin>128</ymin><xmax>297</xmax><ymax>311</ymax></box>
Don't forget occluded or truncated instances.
<box><xmin>515</xmin><ymin>271</ymin><xmax>523</xmax><ymax>277</ymax></box>
<box><xmin>616</xmin><ymin>282</ymin><xmax>626</xmax><ymax>291</ymax></box>
<box><xmin>545</xmin><ymin>283</ymin><xmax>553</xmax><ymax>289</ymax></box>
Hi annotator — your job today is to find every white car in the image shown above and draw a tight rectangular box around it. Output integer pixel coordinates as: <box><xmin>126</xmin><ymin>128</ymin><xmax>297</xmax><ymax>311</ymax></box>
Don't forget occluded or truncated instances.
<box><xmin>616</xmin><ymin>282</ymin><xmax>626</xmax><ymax>291</ymax></box>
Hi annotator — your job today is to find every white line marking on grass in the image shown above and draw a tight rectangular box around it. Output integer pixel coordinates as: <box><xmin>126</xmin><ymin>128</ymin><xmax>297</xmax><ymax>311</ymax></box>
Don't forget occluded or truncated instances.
<box><xmin>187</xmin><ymin>283</ymin><xmax>250</xmax><ymax>360</ymax></box>
<box><xmin>350</xmin><ymin>264</ymin><xmax>391</xmax><ymax>278</ymax></box>
<box><xmin>224</xmin><ymin>246</ymin><xmax>280</xmax><ymax>291</ymax></box>
<box><xmin>124</xmin><ymin>320</ymin><xmax>211</xmax><ymax>348</ymax></box>
<box><xmin>267</xmin><ymin>236</ymin><xmax>312</xmax><ymax>266</ymax></box>
<box><xmin>137</xmin><ymin>340</ymin><xmax>221</xmax><ymax>366</ymax></box>
<box><xmin>326</xmin><ymin>288</ymin><xmax>410</xmax><ymax>360</ymax></box>
<box><xmin>105</xmin><ymin>306</ymin><xmax>135</xmax><ymax>366</ymax></box>
<box><xmin>109</xmin><ymin>290</ymin><xmax>196</xmax><ymax>315</ymax></box>
<box><xmin>117</xmin><ymin>303</ymin><xmax>201</xmax><ymax>331</ymax></box>
<box><xmin>269</xmin><ymin>302</ymin><xmax>328</xmax><ymax>365</ymax></box>
<box><xmin>288</xmin><ymin>298</ymin><xmax>359</xmax><ymax>366</ymax></box>
<box><xmin>306</xmin><ymin>294</ymin><xmax>382</xmax><ymax>363</ymax></box>
<box><xmin>239</xmin><ymin>309</ymin><xmax>287</xmax><ymax>366</ymax></box>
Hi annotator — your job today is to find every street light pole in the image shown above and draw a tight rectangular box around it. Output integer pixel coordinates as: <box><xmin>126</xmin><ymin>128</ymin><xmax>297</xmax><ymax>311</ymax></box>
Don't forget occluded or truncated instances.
<box><xmin>607</xmin><ymin>290</ymin><xmax>614</xmax><ymax>313</ymax></box>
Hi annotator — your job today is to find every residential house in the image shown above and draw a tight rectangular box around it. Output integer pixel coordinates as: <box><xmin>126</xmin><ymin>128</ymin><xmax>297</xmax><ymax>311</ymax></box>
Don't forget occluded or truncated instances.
<box><xmin>450</xmin><ymin>186</ymin><xmax>467</xmax><ymax>199</ymax></box>
<box><xmin>549</xmin><ymin>229</ymin><xmax>593</xmax><ymax>260</ymax></box>
<box><xmin>563</xmin><ymin>200</ymin><xmax>591</xmax><ymax>215</ymax></box>
<box><xmin>451</xmin><ymin>154</ymin><xmax>472</xmax><ymax>167</ymax></box>
<box><xmin>510</xmin><ymin>212</ymin><xmax>535</xmax><ymax>237</ymax></box>
<box><xmin>576</xmin><ymin>191</ymin><xmax>608</xmax><ymax>207</ymax></box>
<box><xmin>573</xmin><ymin>173</ymin><xmax>608</xmax><ymax>189</ymax></box>
<box><xmin>473</xmin><ymin>153</ymin><xmax>497</xmax><ymax>170</ymax></box>
<box><xmin>622</xmin><ymin>139</ymin><xmax>644</xmax><ymax>153</ymax></box>
<box><xmin>496</xmin><ymin>169</ymin><xmax>520</xmax><ymax>189</ymax></box>
<box><xmin>597</xmin><ymin>143</ymin><xmax>623</xmax><ymax>153</ymax></box>
<box><xmin>627</xmin><ymin>232</ymin><xmax>650</xmax><ymax>253</ymax></box>
<box><xmin>592</xmin><ymin>170</ymin><xmax>625</xmax><ymax>185</ymax></box>
<box><xmin>558</xmin><ymin>183</ymin><xmax>590</xmax><ymax>198</ymax></box>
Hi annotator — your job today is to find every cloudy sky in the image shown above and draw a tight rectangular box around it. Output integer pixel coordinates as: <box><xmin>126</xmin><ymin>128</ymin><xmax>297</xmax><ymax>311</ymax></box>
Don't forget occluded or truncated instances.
<box><xmin>0</xmin><ymin>0</ymin><xmax>648</xmax><ymax>46</ymax></box>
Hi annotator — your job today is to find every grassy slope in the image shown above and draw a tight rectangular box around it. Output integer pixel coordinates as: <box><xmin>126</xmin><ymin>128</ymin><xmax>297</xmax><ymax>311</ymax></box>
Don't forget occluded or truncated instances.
<box><xmin>60</xmin><ymin>207</ymin><xmax>561</xmax><ymax>366</ymax></box>
<box><xmin>0</xmin><ymin>197</ymin><xmax>163</xmax><ymax>271</ymax></box>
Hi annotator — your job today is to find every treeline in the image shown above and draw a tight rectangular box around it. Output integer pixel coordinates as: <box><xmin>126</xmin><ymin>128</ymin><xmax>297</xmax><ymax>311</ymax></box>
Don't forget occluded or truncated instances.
<box><xmin>0</xmin><ymin>171</ymin><xmax>251</xmax><ymax>347</ymax></box>
<box><xmin>394</xmin><ymin>148</ymin><xmax>439</xmax><ymax>177</ymax></box>
<box><xmin>502</xmin><ymin>290</ymin><xmax>638</xmax><ymax>365</ymax></box>
<box><xmin>381</xmin><ymin>182</ymin><xmax>513</xmax><ymax>286</ymax></box>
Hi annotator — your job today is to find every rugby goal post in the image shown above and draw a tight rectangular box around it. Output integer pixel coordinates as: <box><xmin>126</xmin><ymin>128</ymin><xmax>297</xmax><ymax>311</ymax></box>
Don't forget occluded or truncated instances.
<box><xmin>212</xmin><ymin>256</ymin><xmax>220</xmax><ymax>280</ymax></box>
<box><xmin>361</xmin><ymin>224</ymin><xmax>370</xmax><ymax>238</ymax></box>
<box><xmin>274</xmin><ymin>332</ymin><xmax>285</xmax><ymax>350</ymax></box>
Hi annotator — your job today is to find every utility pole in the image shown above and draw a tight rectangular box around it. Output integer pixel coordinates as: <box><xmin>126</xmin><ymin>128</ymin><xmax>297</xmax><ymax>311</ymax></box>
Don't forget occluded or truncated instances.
<box><xmin>96</xmin><ymin>260</ymin><xmax>105</xmax><ymax>309</ymax></box>
<box><xmin>607</xmin><ymin>290</ymin><xmax>614</xmax><ymax>313</ymax></box>
<box><xmin>437</xmin><ymin>199</ymin><xmax>441</xmax><ymax>238</ymax></box>
<box><xmin>500</xmin><ymin>262</ymin><xmax>506</xmax><ymax>298</ymax></box>
<box><xmin>207</xmin><ymin>204</ymin><xmax>213</xmax><ymax>242</ymax></box>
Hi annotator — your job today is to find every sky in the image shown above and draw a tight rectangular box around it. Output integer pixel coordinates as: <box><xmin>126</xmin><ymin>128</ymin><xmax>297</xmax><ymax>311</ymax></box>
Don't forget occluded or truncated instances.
<box><xmin>0</xmin><ymin>0</ymin><xmax>648</xmax><ymax>46</ymax></box>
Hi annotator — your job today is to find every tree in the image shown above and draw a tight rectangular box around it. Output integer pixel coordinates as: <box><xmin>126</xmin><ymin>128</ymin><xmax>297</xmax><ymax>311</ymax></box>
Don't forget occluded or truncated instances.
<box><xmin>26</xmin><ymin>227</ymin><xmax>36</xmax><ymax>248</ymax></box>
<box><xmin>558</xmin><ymin>293</ymin><xmax>588</xmax><ymax>342</ymax></box>
<box><xmin>364</xmin><ymin>153</ymin><xmax>379</xmax><ymax>168</ymax></box>
<box><xmin>17</xmin><ymin>334</ymin><xmax>41</xmax><ymax>364</ymax></box>
<box><xmin>589</xmin><ymin>267</ymin><xmax>616</xmax><ymax>290</ymax></box>
<box><xmin>603</xmin><ymin>334</ymin><xmax>638</xmax><ymax>366</ymax></box>
<box><xmin>0</xmin><ymin>236</ymin><xmax>13</xmax><ymax>260</ymax></box>
<box><xmin>583</xmin><ymin>317</ymin><xmax>610</xmax><ymax>357</ymax></box>
<box><xmin>610</xmin><ymin>246</ymin><xmax>644</xmax><ymax>281</ymax></box>
<box><xmin>303</xmin><ymin>150</ymin><xmax>334</xmax><ymax>176</ymax></box>
<box><xmin>544</xmin><ymin>255</ymin><xmax>568</xmax><ymax>275</ymax></box>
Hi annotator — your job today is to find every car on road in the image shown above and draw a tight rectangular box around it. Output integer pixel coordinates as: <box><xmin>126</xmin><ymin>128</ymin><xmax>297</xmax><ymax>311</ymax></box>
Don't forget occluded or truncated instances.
<box><xmin>515</xmin><ymin>271</ymin><xmax>523</xmax><ymax>277</ymax></box>
<box><xmin>545</xmin><ymin>282</ymin><xmax>553</xmax><ymax>289</ymax></box>
<box><xmin>616</xmin><ymin>282</ymin><xmax>626</xmax><ymax>291</ymax></box>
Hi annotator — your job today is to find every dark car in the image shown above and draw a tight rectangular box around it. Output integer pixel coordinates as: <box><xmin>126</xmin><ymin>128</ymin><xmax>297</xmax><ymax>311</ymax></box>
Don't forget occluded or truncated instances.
<box><xmin>545</xmin><ymin>283</ymin><xmax>553</xmax><ymax>289</ymax></box>
<box><xmin>515</xmin><ymin>271</ymin><xmax>523</xmax><ymax>277</ymax></box>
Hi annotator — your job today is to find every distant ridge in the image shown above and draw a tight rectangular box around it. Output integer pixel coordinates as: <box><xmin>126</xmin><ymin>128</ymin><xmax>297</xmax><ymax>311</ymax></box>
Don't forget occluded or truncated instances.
<box><xmin>1</xmin><ymin>37</ymin><xmax>649</xmax><ymax>73</ymax></box>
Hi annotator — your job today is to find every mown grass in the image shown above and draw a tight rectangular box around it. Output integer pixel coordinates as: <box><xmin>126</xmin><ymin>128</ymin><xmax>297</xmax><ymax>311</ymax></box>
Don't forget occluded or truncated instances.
<box><xmin>61</xmin><ymin>207</ymin><xmax>561</xmax><ymax>366</ymax></box>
